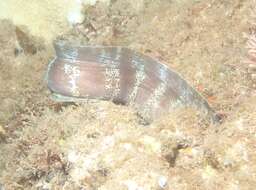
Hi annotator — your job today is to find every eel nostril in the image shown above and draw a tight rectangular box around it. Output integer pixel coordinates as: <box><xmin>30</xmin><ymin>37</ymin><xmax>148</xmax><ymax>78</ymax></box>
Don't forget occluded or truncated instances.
<box><xmin>112</xmin><ymin>99</ymin><xmax>126</xmax><ymax>106</ymax></box>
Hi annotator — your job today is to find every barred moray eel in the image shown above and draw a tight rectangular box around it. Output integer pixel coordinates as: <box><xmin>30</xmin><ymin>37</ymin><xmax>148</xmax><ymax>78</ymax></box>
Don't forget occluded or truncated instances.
<box><xmin>46</xmin><ymin>40</ymin><xmax>221</xmax><ymax>123</ymax></box>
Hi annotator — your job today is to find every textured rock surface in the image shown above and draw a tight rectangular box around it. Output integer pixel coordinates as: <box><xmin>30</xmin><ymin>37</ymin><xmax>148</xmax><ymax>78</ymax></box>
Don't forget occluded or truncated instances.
<box><xmin>0</xmin><ymin>0</ymin><xmax>255</xmax><ymax>189</ymax></box>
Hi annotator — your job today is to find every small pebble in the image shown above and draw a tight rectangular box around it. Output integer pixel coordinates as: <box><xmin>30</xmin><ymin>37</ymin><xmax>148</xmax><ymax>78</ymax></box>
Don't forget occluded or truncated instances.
<box><xmin>158</xmin><ymin>176</ymin><xmax>168</xmax><ymax>188</ymax></box>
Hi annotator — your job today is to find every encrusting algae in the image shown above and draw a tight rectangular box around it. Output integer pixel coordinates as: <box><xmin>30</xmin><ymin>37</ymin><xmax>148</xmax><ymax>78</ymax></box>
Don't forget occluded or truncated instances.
<box><xmin>0</xmin><ymin>0</ymin><xmax>256</xmax><ymax>189</ymax></box>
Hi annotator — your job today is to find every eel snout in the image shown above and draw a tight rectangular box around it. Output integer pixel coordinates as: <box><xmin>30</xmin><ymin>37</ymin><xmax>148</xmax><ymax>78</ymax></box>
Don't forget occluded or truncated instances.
<box><xmin>46</xmin><ymin>40</ymin><xmax>220</xmax><ymax>123</ymax></box>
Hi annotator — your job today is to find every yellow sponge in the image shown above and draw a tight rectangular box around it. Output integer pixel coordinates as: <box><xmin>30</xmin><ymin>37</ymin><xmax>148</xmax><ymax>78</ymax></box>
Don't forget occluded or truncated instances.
<box><xmin>0</xmin><ymin>0</ymin><xmax>109</xmax><ymax>43</ymax></box>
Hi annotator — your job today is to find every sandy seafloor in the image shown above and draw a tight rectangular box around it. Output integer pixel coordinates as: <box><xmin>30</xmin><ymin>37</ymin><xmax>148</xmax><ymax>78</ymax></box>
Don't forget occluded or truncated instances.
<box><xmin>0</xmin><ymin>0</ymin><xmax>256</xmax><ymax>189</ymax></box>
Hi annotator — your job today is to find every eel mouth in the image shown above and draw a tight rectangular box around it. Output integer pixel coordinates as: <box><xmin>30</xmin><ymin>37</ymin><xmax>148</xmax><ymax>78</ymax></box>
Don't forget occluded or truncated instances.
<box><xmin>46</xmin><ymin>40</ymin><xmax>221</xmax><ymax>124</ymax></box>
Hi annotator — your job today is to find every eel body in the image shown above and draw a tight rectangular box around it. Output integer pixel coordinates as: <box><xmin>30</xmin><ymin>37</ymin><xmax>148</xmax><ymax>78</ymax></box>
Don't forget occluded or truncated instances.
<box><xmin>46</xmin><ymin>41</ymin><xmax>220</xmax><ymax>123</ymax></box>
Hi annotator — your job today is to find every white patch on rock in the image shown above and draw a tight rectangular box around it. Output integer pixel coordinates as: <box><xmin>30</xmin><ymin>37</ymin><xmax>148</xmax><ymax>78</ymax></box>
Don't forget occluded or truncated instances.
<box><xmin>158</xmin><ymin>176</ymin><xmax>168</xmax><ymax>188</ymax></box>
<box><xmin>67</xmin><ymin>0</ymin><xmax>85</xmax><ymax>25</ymax></box>
<box><xmin>123</xmin><ymin>180</ymin><xmax>144</xmax><ymax>190</ymax></box>
<box><xmin>68</xmin><ymin>150</ymin><xmax>79</xmax><ymax>163</ymax></box>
